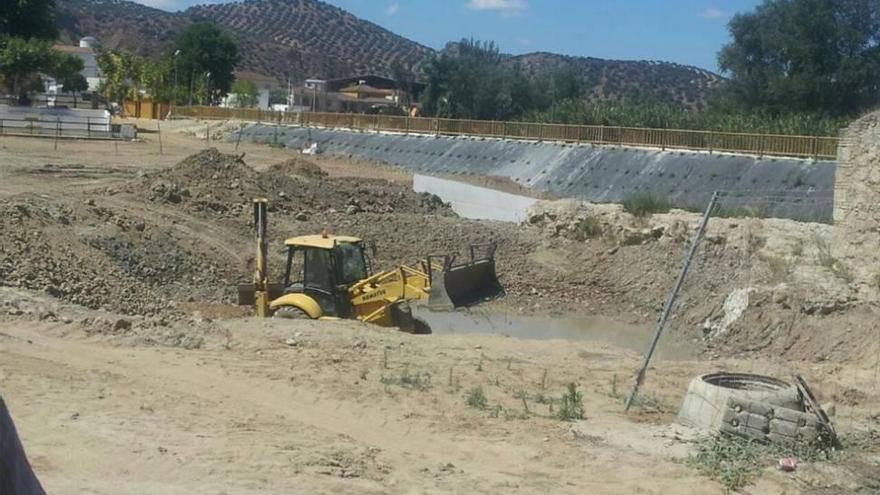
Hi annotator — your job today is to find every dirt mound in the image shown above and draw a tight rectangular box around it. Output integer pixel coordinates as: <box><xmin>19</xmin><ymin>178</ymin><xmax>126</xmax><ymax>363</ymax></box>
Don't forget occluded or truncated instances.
<box><xmin>118</xmin><ymin>149</ymin><xmax>452</xmax><ymax>218</ymax></box>
<box><xmin>268</xmin><ymin>157</ymin><xmax>328</xmax><ymax>179</ymax></box>
<box><xmin>0</xmin><ymin>197</ymin><xmax>176</xmax><ymax>315</ymax></box>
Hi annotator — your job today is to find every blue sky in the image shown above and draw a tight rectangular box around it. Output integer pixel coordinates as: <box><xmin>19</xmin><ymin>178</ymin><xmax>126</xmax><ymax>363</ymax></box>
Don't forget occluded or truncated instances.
<box><xmin>137</xmin><ymin>0</ymin><xmax>765</xmax><ymax>73</ymax></box>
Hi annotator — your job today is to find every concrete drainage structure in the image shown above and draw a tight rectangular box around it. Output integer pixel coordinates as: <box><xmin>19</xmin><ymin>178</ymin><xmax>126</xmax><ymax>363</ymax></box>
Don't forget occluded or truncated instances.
<box><xmin>236</xmin><ymin>125</ymin><xmax>837</xmax><ymax>223</ymax></box>
<box><xmin>677</xmin><ymin>373</ymin><xmax>826</xmax><ymax>445</ymax></box>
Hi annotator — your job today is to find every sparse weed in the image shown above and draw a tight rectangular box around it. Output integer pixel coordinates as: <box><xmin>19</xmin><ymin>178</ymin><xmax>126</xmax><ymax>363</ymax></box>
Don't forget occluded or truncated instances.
<box><xmin>814</xmin><ymin>236</ymin><xmax>852</xmax><ymax>282</ymax></box>
<box><xmin>557</xmin><ymin>383</ymin><xmax>585</xmax><ymax>421</ymax></box>
<box><xmin>764</xmin><ymin>255</ymin><xmax>792</xmax><ymax>284</ymax></box>
<box><xmin>622</xmin><ymin>193</ymin><xmax>673</xmax><ymax>217</ymax></box>
<box><xmin>571</xmin><ymin>216</ymin><xmax>602</xmax><ymax>241</ymax></box>
<box><xmin>791</xmin><ymin>239</ymin><xmax>804</xmax><ymax>257</ymax></box>
<box><xmin>380</xmin><ymin>366</ymin><xmax>431</xmax><ymax>391</ymax></box>
<box><xmin>514</xmin><ymin>390</ymin><xmax>531</xmax><ymax>415</ymax></box>
<box><xmin>540</xmin><ymin>369</ymin><xmax>548</xmax><ymax>390</ymax></box>
<box><xmin>688</xmin><ymin>434</ymin><xmax>764</xmax><ymax>493</ymax></box>
<box><xmin>476</xmin><ymin>352</ymin><xmax>484</xmax><ymax>372</ymax></box>
<box><xmin>465</xmin><ymin>386</ymin><xmax>488</xmax><ymax>410</ymax></box>
<box><xmin>688</xmin><ymin>433</ymin><xmax>839</xmax><ymax>493</ymax></box>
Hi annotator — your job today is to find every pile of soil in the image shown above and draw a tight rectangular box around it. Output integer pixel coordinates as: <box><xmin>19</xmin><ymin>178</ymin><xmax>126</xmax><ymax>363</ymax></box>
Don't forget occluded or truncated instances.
<box><xmin>267</xmin><ymin>157</ymin><xmax>328</xmax><ymax>178</ymax></box>
<box><xmin>116</xmin><ymin>149</ymin><xmax>452</xmax><ymax>218</ymax></box>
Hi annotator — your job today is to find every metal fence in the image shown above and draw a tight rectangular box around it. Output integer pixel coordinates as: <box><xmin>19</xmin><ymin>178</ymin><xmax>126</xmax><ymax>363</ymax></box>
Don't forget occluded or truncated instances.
<box><xmin>173</xmin><ymin>106</ymin><xmax>840</xmax><ymax>160</ymax></box>
<box><xmin>0</xmin><ymin>115</ymin><xmax>120</xmax><ymax>139</ymax></box>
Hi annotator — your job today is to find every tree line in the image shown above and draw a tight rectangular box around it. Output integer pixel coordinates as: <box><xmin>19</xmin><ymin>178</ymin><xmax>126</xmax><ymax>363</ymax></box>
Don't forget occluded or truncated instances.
<box><xmin>419</xmin><ymin>0</ymin><xmax>880</xmax><ymax>135</ymax></box>
<box><xmin>0</xmin><ymin>0</ymin><xmax>241</xmax><ymax>110</ymax></box>
<box><xmin>2</xmin><ymin>0</ymin><xmax>877</xmax><ymax>135</ymax></box>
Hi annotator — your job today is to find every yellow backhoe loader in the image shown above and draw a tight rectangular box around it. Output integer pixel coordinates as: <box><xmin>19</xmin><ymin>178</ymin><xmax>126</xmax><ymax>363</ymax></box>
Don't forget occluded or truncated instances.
<box><xmin>237</xmin><ymin>199</ymin><xmax>503</xmax><ymax>333</ymax></box>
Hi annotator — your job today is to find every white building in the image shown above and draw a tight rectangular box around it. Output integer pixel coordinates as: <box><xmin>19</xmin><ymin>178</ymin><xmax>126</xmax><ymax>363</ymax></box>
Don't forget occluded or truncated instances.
<box><xmin>52</xmin><ymin>37</ymin><xmax>102</xmax><ymax>92</ymax></box>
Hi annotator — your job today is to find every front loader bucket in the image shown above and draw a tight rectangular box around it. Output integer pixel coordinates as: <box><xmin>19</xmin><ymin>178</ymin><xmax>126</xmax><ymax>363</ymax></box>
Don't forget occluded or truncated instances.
<box><xmin>428</xmin><ymin>244</ymin><xmax>504</xmax><ymax>309</ymax></box>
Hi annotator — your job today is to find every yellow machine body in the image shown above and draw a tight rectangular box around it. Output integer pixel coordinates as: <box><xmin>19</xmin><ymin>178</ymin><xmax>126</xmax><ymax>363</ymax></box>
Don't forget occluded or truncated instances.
<box><xmin>238</xmin><ymin>201</ymin><xmax>503</xmax><ymax>333</ymax></box>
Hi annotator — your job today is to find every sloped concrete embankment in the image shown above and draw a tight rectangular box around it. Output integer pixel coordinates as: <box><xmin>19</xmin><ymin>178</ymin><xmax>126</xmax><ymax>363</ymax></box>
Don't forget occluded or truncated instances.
<box><xmin>237</xmin><ymin>125</ymin><xmax>836</xmax><ymax>223</ymax></box>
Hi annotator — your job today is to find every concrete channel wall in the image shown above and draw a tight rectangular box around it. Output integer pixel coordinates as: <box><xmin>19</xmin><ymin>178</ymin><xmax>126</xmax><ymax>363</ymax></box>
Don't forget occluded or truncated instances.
<box><xmin>238</xmin><ymin>125</ymin><xmax>838</xmax><ymax>223</ymax></box>
<box><xmin>413</xmin><ymin>174</ymin><xmax>538</xmax><ymax>222</ymax></box>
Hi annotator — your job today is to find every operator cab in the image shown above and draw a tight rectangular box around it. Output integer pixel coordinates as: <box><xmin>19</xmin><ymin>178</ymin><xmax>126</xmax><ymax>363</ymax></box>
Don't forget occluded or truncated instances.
<box><xmin>282</xmin><ymin>234</ymin><xmax>371</xmax><ymax>317</ymax></box>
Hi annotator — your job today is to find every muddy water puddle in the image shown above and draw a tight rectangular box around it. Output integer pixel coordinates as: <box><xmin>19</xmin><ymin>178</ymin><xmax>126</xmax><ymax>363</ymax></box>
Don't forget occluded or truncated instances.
<box><xmin>414</xmin><ymin>307</ymin><xmax>698</xmax><ymax>360</ymax></box>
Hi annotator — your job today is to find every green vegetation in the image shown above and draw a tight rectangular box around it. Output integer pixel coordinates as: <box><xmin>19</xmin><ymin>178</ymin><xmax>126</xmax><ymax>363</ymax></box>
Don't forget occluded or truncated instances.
<box><xmin>526</xmin><ymin>99</ymin><xmax>848</xmax><ymax>136</ymax></box>
<box><xmin>688</xmin><ymin>435</ymin><xmax>766</xmax><ymax>493</ymax></box>
<box><xmin>421</xmin><ymin>0</ymin><xmax>880</xmax><ymax>136</ymax></box>
<box><xmin>379</xmin><ymin>365</ymin><xmax>431</xmax><ymax>391</ymax></box>
<box><xmin>0</xmin><ymin>0</ymin><xmax>57</xmax><ymax>40</ymax></box>
<box><xmin>688</xmin><ymin>431</ymin><xmax>858</xmax><ymax>493</ymax></box>
<box><xmin>231</xmin><ymin>79</ymin><xmax>259</xmax><ymax>107</ymax></box>
<box><xmin>95</xmin><ymin>22</ymin><xmax>239</xmax><ymax>107</ymax></box>
<box><xmin>621</xmin><ymin>193</ymin><xmax>673</xmax><ymax>217</ymax></box>
<box><xmin>719</xmin><ymin>0</ymin><xmax>880</xmax><ymax>117</ymax></box>
<box><xmin>465</xmin><ymin>386</ymin><xmax>488</xmax><ymax>410</ymax></box>
<box><xmin>556</xmin><ymin>383</ymin><xmax>585</xmax><ymax>421</ymax></box>
<box><xmin>170</xmin><ymin>22</ymin><xmax>240</xmax><ymax>105</ymax></box>
<box><xmin>0</xmin><ymin>35</ymin><xmax>91</xmax><ymax>105</ymax></box>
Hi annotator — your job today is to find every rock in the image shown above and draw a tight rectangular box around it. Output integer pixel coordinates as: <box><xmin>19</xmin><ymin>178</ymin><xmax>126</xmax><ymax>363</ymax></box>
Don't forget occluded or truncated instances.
<box><xmin>295</xmin><ymin>211</ymin><xmax>310</xmax><ymax>221</ymax></box>
<box><xmin>345</xmin><ymin>204</ymin><xmax>361</xmax><ymax>215</ymax></box>
<box><xmin>134</xmin><ymin>221</ymin><xmax>146</xmax><ymax>232</ymax></box>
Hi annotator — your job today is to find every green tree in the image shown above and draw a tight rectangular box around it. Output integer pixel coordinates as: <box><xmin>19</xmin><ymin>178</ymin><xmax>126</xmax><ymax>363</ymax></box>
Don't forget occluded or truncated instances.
<box><xmin>230</xmin><ymin>79</ymin><xmax>259</xmax><ymax>107</ymax></box>
<box><xmin>0</xmin><ymin>36</ymin><xmax>54</xmax><ymax>103</ymax></box>
<box><xmin>0</xmin><ymin>0</ymin><xmax>57</xmax><ymax>40</ymax></box>
<box><xmin>172</xmin><ymin>22</ymin><xmax>239</xmax><ymax>105</ymax></box>
<box><xmin>718</xmin><ymin>0</ymin><xmax>880</xmax><ymax>116</ymax></box>
<box><xmin>96</xmin><ymin>50</ymin><xmax>137</xmax><ymax>108</ymax></box>
<box><xmin>49</xmin><ymin>52</ymin><xmax>88</xmax><ymax>106</ymax></box>
<box><xmin>421</xmin><ymin>39</ymin><xmax>541</xmax><ymax>120</ymax></box>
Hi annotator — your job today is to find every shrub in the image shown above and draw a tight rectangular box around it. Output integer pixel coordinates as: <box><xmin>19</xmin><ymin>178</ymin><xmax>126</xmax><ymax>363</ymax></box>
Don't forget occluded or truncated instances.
<box><xmin>557</xmin><ymin>383</ymin><xmax>584</xmax><ymax>421</ymax></box>
<box><xmin>465</xmin><ymin>386</ymin><xmax>488</xmax><ymax>410</ymax></box>
<box><xmin>621</xmin><ymin>193</ymin><xmax>673</xmax><ymax>217</ymax></box>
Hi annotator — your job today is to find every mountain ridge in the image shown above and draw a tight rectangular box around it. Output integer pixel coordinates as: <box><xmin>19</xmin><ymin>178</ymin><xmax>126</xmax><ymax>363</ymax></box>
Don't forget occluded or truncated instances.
<box><xmin>56</xmin><ymin>0</ymin><xmax>722</xmax><ymax>108</ymax></box>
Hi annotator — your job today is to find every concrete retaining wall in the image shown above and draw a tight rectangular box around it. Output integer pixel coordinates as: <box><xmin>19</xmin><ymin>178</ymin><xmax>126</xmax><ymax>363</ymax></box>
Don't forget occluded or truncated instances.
<box><xmin>413</xmin><ymin>174</ymin><xmax>538</xmax><ymax>222</ymax></box>
<box><xmin>238</xmin><ymin>125</ymin><xmax>837</xmax><ymax>223</ymax></box>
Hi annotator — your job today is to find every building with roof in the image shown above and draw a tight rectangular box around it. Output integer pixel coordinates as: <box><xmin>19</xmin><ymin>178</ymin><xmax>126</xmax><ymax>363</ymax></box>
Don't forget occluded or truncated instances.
<box><xmin>52</xmin><ymin>38</ymin><xmax>102</xmax><ymax>92</ymax></box>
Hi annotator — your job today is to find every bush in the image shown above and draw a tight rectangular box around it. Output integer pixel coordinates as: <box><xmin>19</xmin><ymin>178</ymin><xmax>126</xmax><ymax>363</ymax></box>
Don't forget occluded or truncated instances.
<box><xmin>465</xmin><ymin>386</ymin><xmax>488</xmax><ymax>410</ymax></box>
<box><xmin>621</xmin><ymin>193</ymin><xmax>673</xmax><ymax>217</ymax></box>
<box><xmin>557</xmin><ymin>383</ymin><xmax>584</xmax><ymax>421</ymax></box>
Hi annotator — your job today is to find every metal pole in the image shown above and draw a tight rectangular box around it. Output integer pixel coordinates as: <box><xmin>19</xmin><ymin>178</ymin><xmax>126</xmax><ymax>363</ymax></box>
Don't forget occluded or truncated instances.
<box><xmin>54</xmin><ymin>118</ymin><xmax>60</xmax><ymax>150</ymax></box>
<box><xmin>235</xmin><ymin>123</ymin><xmax>244</xmax><ymax>151</ymax></box>
<box><xmin>624</xmin><ymin>191</ymin><xmax>719</xmax><ymax>413</ymax></box>
<box><xmin>157</xmin><ymin>120</ymin><xmax>163</xmax><ymax>155</ymax></box>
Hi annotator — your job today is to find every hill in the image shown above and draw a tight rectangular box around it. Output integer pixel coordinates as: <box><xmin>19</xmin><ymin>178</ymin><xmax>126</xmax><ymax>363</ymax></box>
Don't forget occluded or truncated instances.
<box><xmin>510</xmin><ymin>52</ymin><xmax>722</xmax><ymax>110</ymax></box>
<box><xmin>56</xmin><ymin>0</ymin><xmax>721</xmax><ymax>108</ymax></box>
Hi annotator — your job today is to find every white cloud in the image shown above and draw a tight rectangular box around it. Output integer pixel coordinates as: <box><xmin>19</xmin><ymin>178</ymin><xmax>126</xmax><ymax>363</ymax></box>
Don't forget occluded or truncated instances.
<box><xmin>384</xmin><ymin>2</ymin><xmax>400</xmax><ymax>16</ymax></box>
<box><xmin>699</xmin><ymin>7</ymin><xmax>726</xmax><ymax>19</ymax></box>
<box><xmin>466</xmin><ymin>0</ymin><xmax>528</xmax><ymax>15</ymax></box>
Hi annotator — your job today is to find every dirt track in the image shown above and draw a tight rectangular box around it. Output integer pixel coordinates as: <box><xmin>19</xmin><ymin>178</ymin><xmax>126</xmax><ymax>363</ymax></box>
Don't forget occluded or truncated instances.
<box><xmin>1</xmin><ymin>119</ymin><xmax>878</xmax><ymax>493</ymax></box>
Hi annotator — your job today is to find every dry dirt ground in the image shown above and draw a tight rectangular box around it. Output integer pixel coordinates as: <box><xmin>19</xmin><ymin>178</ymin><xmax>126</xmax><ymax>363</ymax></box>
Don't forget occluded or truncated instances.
<box><xmin>0</xmin><ymin>119</ymin><xmax>878</xmax><ymax>494</ymax></box>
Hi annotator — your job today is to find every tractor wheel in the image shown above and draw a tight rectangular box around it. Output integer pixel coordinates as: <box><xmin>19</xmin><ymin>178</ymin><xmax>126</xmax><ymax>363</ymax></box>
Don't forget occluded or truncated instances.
<box><xmin>273</xmin><ymin>306</ymin><xmax>312</xmax><ymax>319</ymax></box>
